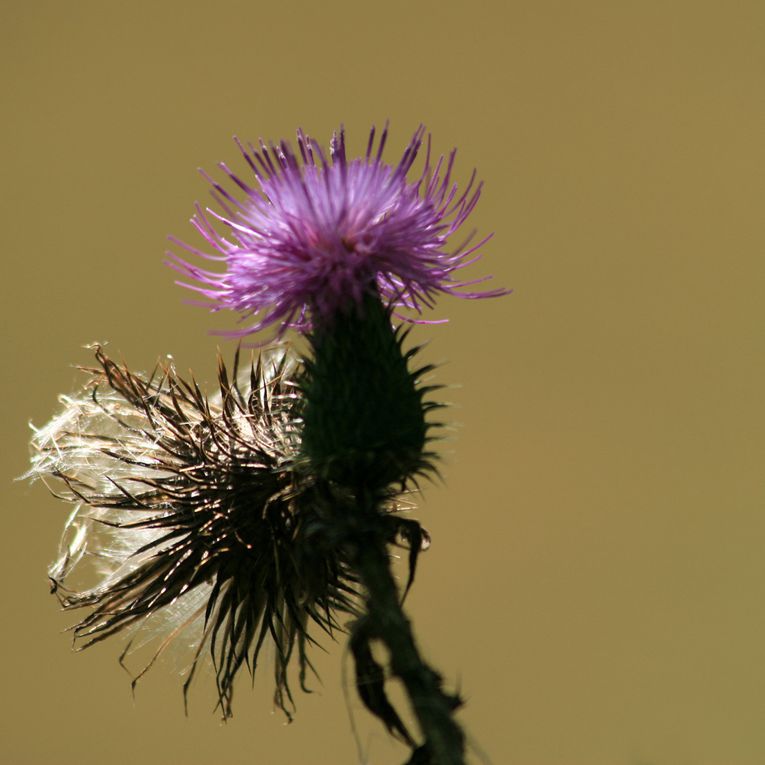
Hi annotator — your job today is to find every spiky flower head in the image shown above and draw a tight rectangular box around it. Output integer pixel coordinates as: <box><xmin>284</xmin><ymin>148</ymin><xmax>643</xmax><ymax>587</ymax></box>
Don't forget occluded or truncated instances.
<box><xmin>27</xmin><ymin>345</ymin><xmax>359</xmax><ymax>719</ymax></box>
<box><xmin>167</xmin><ymin>124</ymin><xmax>507</xmax><ymax>338</ymax></box>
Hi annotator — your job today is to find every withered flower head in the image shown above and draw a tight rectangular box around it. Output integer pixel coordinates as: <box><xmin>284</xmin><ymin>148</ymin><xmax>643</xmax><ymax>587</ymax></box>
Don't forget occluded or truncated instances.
<box><xmin>27</xmin><ymin>345</ymin><xmax>359</xmax><ymax>718</ymax></box>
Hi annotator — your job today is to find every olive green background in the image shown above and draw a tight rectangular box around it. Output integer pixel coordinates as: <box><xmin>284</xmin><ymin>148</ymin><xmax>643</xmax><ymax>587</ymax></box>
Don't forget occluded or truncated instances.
<box><xmin>3</xmin><ymin>1</ymin><xmax>764</xmax><ymax>763</ymax></box>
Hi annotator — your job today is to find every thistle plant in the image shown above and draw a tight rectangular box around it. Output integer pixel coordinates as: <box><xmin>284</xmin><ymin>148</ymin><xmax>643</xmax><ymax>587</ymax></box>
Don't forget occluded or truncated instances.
<box><xmin>28</xmin><ymin>124</ymin><xmax>507</xmax><ymax>765</ymax></box>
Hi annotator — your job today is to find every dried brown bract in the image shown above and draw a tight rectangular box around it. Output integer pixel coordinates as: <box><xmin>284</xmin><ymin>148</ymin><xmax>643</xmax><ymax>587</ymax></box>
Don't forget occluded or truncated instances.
<box><xmin>28</xmin><ymin>345</ymin><xmax>359</xmax><ymax>719</ymax></box>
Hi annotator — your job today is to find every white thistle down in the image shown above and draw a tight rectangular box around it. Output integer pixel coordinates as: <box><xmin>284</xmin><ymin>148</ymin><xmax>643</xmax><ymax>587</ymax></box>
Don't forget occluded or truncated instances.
<box><xmin>27</xmin><ymin>344</ymin><xmax>359</xmax><ymax>719</ymax></box>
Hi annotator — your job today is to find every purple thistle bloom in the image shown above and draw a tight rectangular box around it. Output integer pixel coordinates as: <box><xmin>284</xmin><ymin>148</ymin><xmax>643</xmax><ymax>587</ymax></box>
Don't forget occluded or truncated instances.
<box><xmin>167</xmin><ymin>124</ymin><xmax>508</xmax><ymax>338</ymax></box>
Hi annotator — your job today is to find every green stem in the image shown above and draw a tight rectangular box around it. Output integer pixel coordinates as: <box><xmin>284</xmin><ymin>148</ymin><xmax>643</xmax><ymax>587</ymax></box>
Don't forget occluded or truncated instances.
<box><xmin>349</xmin><ymin>498</ymin><xmax>466</xmax><ymax>765</ymax></box>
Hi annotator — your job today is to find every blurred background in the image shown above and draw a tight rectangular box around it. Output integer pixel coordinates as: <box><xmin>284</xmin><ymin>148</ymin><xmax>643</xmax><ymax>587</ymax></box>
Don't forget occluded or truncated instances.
<box><xmin>2</xmin><ymin>1</ymin><xmax>764</xmax><ymax>763</ymax></box>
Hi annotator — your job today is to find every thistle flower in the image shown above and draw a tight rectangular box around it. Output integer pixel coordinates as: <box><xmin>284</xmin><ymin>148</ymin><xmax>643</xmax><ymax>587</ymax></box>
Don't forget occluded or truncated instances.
<box><xmin>27</xmin><ymin>345</ymin><xmax>360</xmax><ymax>718</ymax></box>
<box><xmin>167</xmin><ymin>124</ymin><xmax>507</xmax><ymax>337</ymax></box>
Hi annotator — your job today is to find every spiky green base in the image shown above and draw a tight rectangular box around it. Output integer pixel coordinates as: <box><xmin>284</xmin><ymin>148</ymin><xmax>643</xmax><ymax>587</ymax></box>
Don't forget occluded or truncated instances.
<box><xmin>300</xmin><ymin>291</ymin><xmax>439</xmax><ymax>490</ymax></box>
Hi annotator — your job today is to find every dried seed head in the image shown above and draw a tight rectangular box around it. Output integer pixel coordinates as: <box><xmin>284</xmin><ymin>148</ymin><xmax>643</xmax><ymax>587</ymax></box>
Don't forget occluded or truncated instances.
<box><xmin>28</xmin><ymin>344</ymin><xmax>359</xmax><ymax>719</ymax></box>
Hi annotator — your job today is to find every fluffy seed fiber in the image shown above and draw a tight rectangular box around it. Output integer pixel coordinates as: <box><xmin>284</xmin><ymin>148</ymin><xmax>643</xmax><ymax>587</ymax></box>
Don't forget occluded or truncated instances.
<box><xmin>28</xmin><ymin>345</ymin><xmax>359</xmax><ymax>718</ymax></box>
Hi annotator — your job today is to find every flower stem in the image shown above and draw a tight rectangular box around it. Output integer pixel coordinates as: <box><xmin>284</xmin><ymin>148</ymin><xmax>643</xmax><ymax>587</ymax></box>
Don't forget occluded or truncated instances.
<box><xmin>348</xmin><ymin>496</ymin><xmax>466</xmax><ymax>765</ymax></box>
<box><xmin>301</xmin><ymin>291</ymin><xmax>466</xmax><ymax>761</ymax></box>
